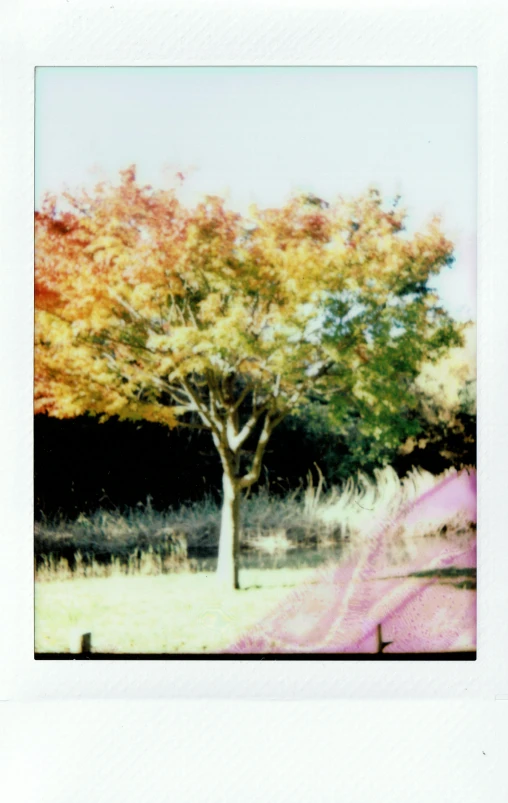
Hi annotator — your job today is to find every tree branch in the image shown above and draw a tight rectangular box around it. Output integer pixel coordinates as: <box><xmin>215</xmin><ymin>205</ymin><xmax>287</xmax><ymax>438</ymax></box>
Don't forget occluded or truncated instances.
<box><xmin>172</xmin><ymin>420</ymin><xmax>209</xmax><ymax>431</ymax></box>
<box><xmin>205</xmin><ymin>376</ymin><xmax>228</xmax><ymax>437</ymax></box>
<box><xmin>228</xmin><ymin>402</ymin><xmax>270</xmax><ymax>453</ymax></box>
<box><xmin>179</xmin><ymin>377</ymin><xmax>222</xmax><ymax>436</ymax></box>
<box><xmin>231</xmin><ymin>382</ymin><xmax>253</xmax><ymax>412</ymax></box>
<box><xmin>237</xmin><ymin>410</ymin><xmax>285</xmax><ymax>489</ymax></box>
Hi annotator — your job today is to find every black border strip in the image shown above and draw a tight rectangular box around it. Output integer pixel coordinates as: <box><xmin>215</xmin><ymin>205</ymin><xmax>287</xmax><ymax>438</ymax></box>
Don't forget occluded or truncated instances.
<box><xmin>35</xmin><ymin>651</ymin><xmax>477</xmax><ymax>661</ymax></box>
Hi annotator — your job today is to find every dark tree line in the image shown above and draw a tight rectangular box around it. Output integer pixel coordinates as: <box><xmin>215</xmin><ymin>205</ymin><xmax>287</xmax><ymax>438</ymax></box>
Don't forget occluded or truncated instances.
<box><xmin>35</xmin><ymin>397</ymin><xmax>475</xmax><ymax>520</ymax></box>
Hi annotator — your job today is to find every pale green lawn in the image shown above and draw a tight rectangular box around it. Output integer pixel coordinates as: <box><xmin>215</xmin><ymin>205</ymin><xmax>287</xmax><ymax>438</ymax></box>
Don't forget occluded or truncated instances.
<box><xmin>35</xmin><ymin>567</ymin><xmax>316</xmax><ymax>654</ymax></box>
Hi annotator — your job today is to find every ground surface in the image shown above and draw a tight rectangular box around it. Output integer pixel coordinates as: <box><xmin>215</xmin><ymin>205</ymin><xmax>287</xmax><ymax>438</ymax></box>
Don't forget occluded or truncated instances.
<box><xmin>35</xmin><ymin>563</ymin><xmax>475</xmax><ymax>654</ymax></box>
<box><xmin>34</xmin><ymin>470</ymin><xmax>477</xmax><ymax>655</ymax></box>
<box><xmin>34</xmin><ymin>567</ymin><xmax>317</xmax><ymax>654</ymax></box>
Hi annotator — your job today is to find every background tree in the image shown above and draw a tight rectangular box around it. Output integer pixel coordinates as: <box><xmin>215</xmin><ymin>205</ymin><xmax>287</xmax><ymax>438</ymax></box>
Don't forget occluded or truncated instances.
<box><xmin>35</xmin><ymin>167</ymin><xmax>462</xmax><ymax>588</ymax></box>
<box><xmin>393</xmin><ymin>324</ymin><xmax>476</xmax><ymax>474</ymax></box>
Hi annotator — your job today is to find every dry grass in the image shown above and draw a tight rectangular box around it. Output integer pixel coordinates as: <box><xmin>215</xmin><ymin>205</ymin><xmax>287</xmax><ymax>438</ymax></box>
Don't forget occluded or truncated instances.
<box><xmin>35</xmin><ymin>466</ymin><xmax>460</xmax><ymax>582</ymax></box>
<box><xmin>34</xmin><ymin>465</ymin><xmax>476</xmax><ymax>654</ymax></box>
<box><xmin>315</xmin><ymin>465</ymin><xmax>452</xmax><ymax>538</ymax></box>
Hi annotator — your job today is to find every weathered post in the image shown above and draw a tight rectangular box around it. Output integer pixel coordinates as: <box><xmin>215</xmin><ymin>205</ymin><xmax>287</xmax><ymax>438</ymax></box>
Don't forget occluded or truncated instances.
<box><xmin>69</xmin><ymin>630</ymin><xmax>92</xmax><ymax>654</ymax></box>
<box><xmin>376</xmin><ymin>624</ymin><xmax>393</xmax><ymax>654</ymax></box>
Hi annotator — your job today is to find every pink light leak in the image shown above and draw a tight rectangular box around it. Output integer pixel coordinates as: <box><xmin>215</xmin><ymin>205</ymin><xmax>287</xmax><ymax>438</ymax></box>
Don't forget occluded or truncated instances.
<box><xmin>403</xmin><ymin>469</ymin><xmax>476</xmax><ymax>528</ymax></box>
<box><xmin>227</xmin><ymin>469</ymin><xmax>477</xmax><ymax>654</ymax></box>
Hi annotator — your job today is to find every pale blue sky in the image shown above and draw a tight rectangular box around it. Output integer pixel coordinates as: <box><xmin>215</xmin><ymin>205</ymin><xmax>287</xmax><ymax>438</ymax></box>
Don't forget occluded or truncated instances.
<box><xmin>35</xmin><ymin>67</ymin><xmax>476</xmax><ymax>321</ymax></box>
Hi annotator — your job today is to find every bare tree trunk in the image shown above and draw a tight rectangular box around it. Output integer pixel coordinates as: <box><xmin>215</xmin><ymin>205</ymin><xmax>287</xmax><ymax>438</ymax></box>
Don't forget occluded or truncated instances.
<box><xmin>213</xmin><ymin>408</ymin><xmax>284</xmax><ymax>590</ymax></box>
<box><xmin>216</xmin><ymin>471</ymin><xmax>241</xmax><ymax>589</ymax></box>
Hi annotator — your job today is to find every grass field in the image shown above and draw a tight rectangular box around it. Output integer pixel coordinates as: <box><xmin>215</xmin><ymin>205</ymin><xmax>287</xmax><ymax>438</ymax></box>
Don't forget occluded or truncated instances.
<box><xmin>34</xmin><ymin>566</ymin><xmax>318</xmax><ymax>654</ymax></box>
<box><xmin>34</xmin><ymin>467</ymin><xmax>476</xmax><ymax>654</ymax></box>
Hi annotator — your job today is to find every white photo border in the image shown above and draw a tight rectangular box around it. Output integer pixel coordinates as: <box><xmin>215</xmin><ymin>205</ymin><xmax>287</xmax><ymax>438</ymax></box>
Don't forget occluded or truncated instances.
<box><xmin>2</xmin><ymin>0</ymin><xmax>507</xmax><ymax>702</ymax></box>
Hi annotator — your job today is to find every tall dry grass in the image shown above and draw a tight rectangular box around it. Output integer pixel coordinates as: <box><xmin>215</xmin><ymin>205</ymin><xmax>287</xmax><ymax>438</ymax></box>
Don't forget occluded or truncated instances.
<box><xmin>35</xmin><ymin>465</ymin><xmax>473</xmax><ymax>581</ymax></box>
<box><xmin>315</xmin><ymin>465</ymin><xmax>447</xmax><ymax>534</ymax></box>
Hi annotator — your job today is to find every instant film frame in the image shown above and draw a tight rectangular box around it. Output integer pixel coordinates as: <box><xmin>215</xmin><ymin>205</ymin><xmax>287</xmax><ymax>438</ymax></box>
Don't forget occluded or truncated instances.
<box><xmin>2</xmin><ymin>0</ymin><xmax>508</xmax><ymax>700</ymax></box>
<box><xmin>32</xmin><ymin>65</ymin><xmax>477</xmax><ymax>660</ymax></box>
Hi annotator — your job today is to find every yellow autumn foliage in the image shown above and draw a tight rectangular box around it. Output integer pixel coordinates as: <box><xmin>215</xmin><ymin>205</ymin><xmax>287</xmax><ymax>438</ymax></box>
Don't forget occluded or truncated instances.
<box><xmin>35</xmin><ymin>168</ymin><xmax>460</xmax><ymax>443</ymax></box>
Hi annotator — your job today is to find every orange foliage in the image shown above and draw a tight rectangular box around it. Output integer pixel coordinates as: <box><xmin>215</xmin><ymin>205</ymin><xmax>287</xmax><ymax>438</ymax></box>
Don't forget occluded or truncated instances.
<box><xmin>35</xmin><ymin>168</ymin><xmax>457</xmax><ymax>472</ymax></box>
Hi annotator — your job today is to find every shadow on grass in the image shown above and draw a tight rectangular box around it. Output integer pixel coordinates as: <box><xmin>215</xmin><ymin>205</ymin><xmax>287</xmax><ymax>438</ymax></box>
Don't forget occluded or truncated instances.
<box><xmin>408</xmin><ymin>566</ymin><xmax>476</xmax><ymax>590</ymax></box>
<box><xmin>241</xmin><ymin>579</ymin><xmax>320</xmax><ymax>591</ymax></box>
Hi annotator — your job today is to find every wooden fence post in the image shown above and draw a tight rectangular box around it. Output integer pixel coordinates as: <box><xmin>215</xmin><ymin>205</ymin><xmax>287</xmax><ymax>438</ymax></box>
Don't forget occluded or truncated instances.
<box><xmin>69</xmin><ymin>630</ymin><xmax>92</xmax><ymax>654</ymax></box>
<box><xmin>376</xmin><ymin>624</ymin><xmax>393</xmax><ymax>654</ymax></box>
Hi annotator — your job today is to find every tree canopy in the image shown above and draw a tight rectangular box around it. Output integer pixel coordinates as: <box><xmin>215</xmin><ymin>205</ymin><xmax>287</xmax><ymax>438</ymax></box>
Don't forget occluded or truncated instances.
<box><xmin>35</xmin><ymin>166</ymin><xmax>463</xmax><ymax>586</ymax></box>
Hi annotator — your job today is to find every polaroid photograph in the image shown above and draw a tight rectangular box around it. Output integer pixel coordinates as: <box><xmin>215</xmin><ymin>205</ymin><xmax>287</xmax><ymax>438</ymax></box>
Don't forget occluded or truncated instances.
<box><xmin>33</xmin><ymin>65</ymin><xmax>477</xmax><ymax>659</ymax></box>
<box><xmin>3</xmin><ymin>0</ymin><xmax>507</xmax><ymax>706</ymax></box>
